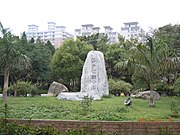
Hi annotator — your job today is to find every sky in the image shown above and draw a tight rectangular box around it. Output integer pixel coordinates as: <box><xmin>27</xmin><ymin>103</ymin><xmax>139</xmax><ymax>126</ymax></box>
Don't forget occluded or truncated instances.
<box><xmin>0</xmin><ymin>0</ymin><xmax>180</xmax><ymax>36</ymax></box>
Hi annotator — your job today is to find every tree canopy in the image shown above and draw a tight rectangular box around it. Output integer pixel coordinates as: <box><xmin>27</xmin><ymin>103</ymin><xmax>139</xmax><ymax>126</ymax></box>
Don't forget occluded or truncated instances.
<box><xmin>51</xmin><ymin>39</ymin><xmax>93</xmax><ymax>91</ymax></box>
<box><xmin>0</xmin><ymin>22</ymin><xmax>31</xmax><ymax>102</ymax></box>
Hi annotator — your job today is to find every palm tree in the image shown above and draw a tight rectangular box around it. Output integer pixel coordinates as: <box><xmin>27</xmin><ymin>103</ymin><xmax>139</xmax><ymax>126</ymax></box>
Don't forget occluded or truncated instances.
<box><xmin>0</xmin><ymin>22</ymin><xmax>31</xmax><ymax>102</ymax></box>
<box><xmin>115</xmin><ymin>37</ymin><xmax>179</xmax><ymax>107</ymax></box>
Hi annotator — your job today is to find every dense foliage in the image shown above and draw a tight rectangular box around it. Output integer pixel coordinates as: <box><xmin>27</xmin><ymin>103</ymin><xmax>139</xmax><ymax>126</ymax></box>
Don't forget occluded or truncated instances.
<box><xmin>173</xmin><ymin>77</ymin><xmax>180</xmax><ymax>95</ymax></box>
<box><xmin>8</xmin><ymin>81</ymin><xmax>39</xmax><ymax>97</ymax></box>
<box><xmin>51</xmin><ymin>39</ymin><xmax>92</xmax><ymax>91</ymax></box>
<box><xmin>108</xmin><ymin>78</ymin><xmax>132</xmax><ymax>96</ymax></box>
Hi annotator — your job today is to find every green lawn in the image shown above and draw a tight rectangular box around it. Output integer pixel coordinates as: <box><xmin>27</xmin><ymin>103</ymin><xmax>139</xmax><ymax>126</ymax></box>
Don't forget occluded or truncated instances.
<box><xmin>0</xmin><ymin>96</ymin><xmax>179</xmax><ymax>121</ymax></box>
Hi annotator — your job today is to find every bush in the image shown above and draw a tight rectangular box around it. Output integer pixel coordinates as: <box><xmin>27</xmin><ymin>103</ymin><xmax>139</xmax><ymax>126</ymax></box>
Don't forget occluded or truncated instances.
<box><xmin>0</xmin><ymin>120</ymin><xmax>62</xmax><ymax>135</ymax></box>
<box><xmin>36</xmin><ymin>89</ymin><xmax>48</xmax><ymax>95</ymax></box>
<box><xmin>8</xmin><ymin>81</ymin><xmax>38</xmax><ymax>97</ymax></box>
<box><xmin>108</xmin><ymin>78</ymin><xmax>132</xmax><ymax>96</ymax></box>
<box><xmin>132</xmin><ymin>73</ymin><xmax>149</xmax><ymax>90</ymax></box>
<box><xmin>173</xmin><ymin>77</ymin><xmax>180</xmax><ymax>96</ymax></box>
<box><xmin>0</xmin><ymin>87</ymin><xmax>2</xmax><ymax>93</ymax></box>
<box><xmin>155</xmin><ymin>82</ymin><xmax>174</xmax><ymax>96</ymax></box>
<box><xmin>170</xmin><ymin>97</ymin><xmax>179</xmax><ymax>118</ymax></box>
<box><xmin>80</xmin><ymin>96</ymin><xmax>92</xmax><ymax>116</ymax></box>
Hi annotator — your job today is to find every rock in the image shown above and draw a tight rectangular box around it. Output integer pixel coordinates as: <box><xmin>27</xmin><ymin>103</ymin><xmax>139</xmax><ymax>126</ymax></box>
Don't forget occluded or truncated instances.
<box><xmin>41</xmin><ymin>94</ymin><xmax>47</xmax><ymax>97</ymax></box>
<box><xmin>57</xmin><ymin>92</ymin><xmax>87</xmax><ymax>100</ymax></box>
<box><xmin>27</xmin><ymin>94</ymin><xmax>31</xmax><ymax>97</ymax></box>
<box><xmin>48</xmin><ymin>81</ymin><xmax>68</xmax><ymax>96</ymax></box>
<box><xmin>57</xmin><ymin>51</ymin><xmax>109</xmax><ymax>100</ymax></box>
<box><xmin>135</xmin><ymin>90</ymin><xmax>161</xmax><ymax>100</ymax></box>
<box><xmin>80</xmin><ymin>50</ymin><xmax>109</xmax><ymax>98</ymax></box>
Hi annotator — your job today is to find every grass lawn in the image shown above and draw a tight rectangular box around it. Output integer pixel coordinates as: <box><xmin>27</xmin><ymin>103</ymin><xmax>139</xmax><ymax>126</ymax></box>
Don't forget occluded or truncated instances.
<box><xmin>0</xmin><ymin>96</ymin><xmax>179</xmax><ymax>121</ymax></box>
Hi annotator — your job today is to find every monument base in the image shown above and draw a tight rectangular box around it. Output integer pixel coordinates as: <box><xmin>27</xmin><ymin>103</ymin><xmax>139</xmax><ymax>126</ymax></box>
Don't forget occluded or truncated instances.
<box><xmin>57</xmin><ymin>92</ymin><xmax>101</xmax><ymax>100</ymax></box>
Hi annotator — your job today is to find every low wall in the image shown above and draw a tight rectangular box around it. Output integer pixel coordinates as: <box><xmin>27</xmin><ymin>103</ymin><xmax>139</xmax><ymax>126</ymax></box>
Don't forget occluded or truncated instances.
<box><xmin>6</xmin><ymin>119</ymin><xmax>180</xmax><ymax>135</ymax></box>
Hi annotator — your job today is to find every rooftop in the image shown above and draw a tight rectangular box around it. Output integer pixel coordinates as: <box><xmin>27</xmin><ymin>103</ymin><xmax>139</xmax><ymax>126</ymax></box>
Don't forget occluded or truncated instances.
<box><xmin>81</xmin><ymin>24</ymin><xmax>94</xmax><ymax>27</ymax></box>
<box><xmin>48</xmin><ymin>22</ymin><xmax>56</xmax><ymax>25</ymax></box>
<box><xmin>104</xmin><ymin>26</ymin><xmax>113</xmax><ymax>30</ymax></box>
<box><xmin>124</xmin><ymin>22</ymin><xmax>138</xmax><ymax>25</ymax></box>
<box><xmin>56</xmin><ymin>26</ymin><xmax>66</xmax><ymax>28</ymax></box>
<box><xmin>92</xmin><ymin>27</ymin><xmax>100</xmax><ymax>30</ymax></box>
<box><xmin>75</xmin><ymin>29</ymin><xmax>81</xmax><ymax>31</ymax></box>
<box><xmin>28</xmin><ymin>24</ymin><xmax>38</xmax><ymax>27</ymax></box>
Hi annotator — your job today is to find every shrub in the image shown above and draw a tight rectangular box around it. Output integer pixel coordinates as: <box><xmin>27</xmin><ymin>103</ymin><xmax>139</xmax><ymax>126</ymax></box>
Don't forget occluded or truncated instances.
<box><xmin>80</xmin><ymin>96</ymin><xmax>92</xmax><ymax>116</ymax></box>
<box><xmin>173</xmin><ymin>77</ymin><xmax>180</xmax><ymax>96</ymax></box>
<box><xmin>170</xmin><ymin>97</ymin><xmax>179</xmax><ymax>118</ymax></box>
<box><xmin>108</xmin><ymin>78</ymin><xmax>132</xmax><ymax>96</ymax></box>
<box><xmin>155</xmin><ymin>82</ymin><xmax>174</xmax><ymax>96</ymax></box>
<box><xmin>36</xmin><ymin>89</ymin><xmax>48</xmax><ymax>95</ymax></box>
<box><xmin>0</xmin><ymin>87</ymin><xmax>2</xmax><ymax>93</ymax></box>
<box><xmin>8</xmin><ymin>81</ymin><xmax>38</xmax><ymax>97</ymax></box>
<box><xmin>0</xmin><ymin>119</ymin><xmax>61</xmax><ymax>135</ymax></box>
<box><xmin>158</xmin><ymin>127</ymin><xmax>175</xmax><ymax>135</ymax></box>
<box><xmin>132</xmin><ymin>73</ymin><xmax>149</xmax><ymax>90</ymax></box>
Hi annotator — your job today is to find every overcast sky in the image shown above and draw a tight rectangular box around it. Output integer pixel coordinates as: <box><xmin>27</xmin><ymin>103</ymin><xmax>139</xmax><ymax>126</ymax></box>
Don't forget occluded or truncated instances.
<box><xmin>0</xmin><ymin>0</ymin><xmax>180</xmax><ymax>36</ymax></box>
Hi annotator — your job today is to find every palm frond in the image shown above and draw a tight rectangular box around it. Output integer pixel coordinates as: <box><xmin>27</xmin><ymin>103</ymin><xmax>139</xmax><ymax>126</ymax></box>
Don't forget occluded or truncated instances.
<box><xmin>114</xmin><ymin>61</ymin><xmax>128</xmax><ymax>71</ymax></box>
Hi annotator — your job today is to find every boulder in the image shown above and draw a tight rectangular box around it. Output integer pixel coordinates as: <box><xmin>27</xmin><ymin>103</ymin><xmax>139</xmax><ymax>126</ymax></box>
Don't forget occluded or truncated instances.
<box><xmin>80</xmin><ymin>50</ymin><xmax>109</xmax><ymax>98</ymax></box>
<box><xmin>135</xmin><ymin>90</ymin><xmax>161</xmax><ymax>100</ymax></box>
<box><xmin>48</xmin><ymin>81</ymin><xmax>68</xmax><ymax>96</ymax></box>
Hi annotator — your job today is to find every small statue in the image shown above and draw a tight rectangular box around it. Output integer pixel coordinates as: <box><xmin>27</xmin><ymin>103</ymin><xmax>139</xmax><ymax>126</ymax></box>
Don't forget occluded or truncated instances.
<box><xmin>124</xmin><ymin>97</ymin><xmax>132</xmax><ymax>108</ymax></box>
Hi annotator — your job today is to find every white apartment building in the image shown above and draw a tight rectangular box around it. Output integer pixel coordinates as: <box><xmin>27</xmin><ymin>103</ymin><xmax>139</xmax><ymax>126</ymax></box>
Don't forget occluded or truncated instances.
<box><xmin>104</xmin><ymin>26</ymin><xmax>119</xmax><ymax>44</ymax></box>
<box><xmin>120</xmin><ymin>22</ymin><xmax>144</xmax><ymax>40</ymax></box>
<box><xmin>74</xmin><ymin>24</ymin><xmax>98</xmax><ymax>38</ymax></box>
<box><xmin>24</xmin><ymin>22</ymin><xmax>73</xmax><ymax>48</ymax></box>
<box><xmin>74</xmin><ymin>24</ymin><xmax>119</xmax><ymax>44</ymax></box>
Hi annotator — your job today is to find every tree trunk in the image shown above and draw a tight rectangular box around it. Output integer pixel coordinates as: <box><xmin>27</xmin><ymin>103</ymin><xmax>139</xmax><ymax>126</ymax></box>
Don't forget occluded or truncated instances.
<box><xmin>14</xmin><ymin>84</ymin><xmax>17</xmax><ymax>97</ymax></box>
<box><xmin>14</xmin><ymin>89</ymin><xmax>17</xmax><ymax>97</ymax></box>
<box><xmin>149</xmin><ymin>89</ymin><xmax>155</xmax><ymax>107</ymax></box>
<box><xmin>3</xmin><ymin>68</ymin><xmax>10</xmax><ymax>102</ymax></box>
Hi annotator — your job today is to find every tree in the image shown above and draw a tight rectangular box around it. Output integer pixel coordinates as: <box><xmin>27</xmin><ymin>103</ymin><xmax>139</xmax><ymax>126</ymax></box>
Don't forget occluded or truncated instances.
<box><xmin>45</xmin><ymin>40</ymin><xmax>55</xmax><ymax>55</ymax></box>
<box><xmin>116</xmin><ymin>36</ymin><xmax>179</xmax><ymax>107</ymax></box>
<box><xmin>25</xmin><ymin>39</ymin><xmax>53</xmax><ymax>88</ymax></box>
<box><xmin>105</xmin><ymin>43</ymin><xmax>125</xmax><ymax>78</ymax></box>
<box><xmin>78</xmin><ymin>33</ymin><xmax>108</xmax><ymax>52</ymax></box>
<box><xmin>51</xmin><ymin>39</ymin><xmax>93</xmax><ymax>91</ymax></box>
<box><xmin>29</xmin><ymin>38</ymin><xmax>35</xmax><ymax>44</ymax></box>
<box><xmin>154</xmin><ymin>24</ymin><xmax>180</xmax><ymax>51</ymax></box>
<box><xmin>154</xmin><ymin>24</ymin><xmax>180</xmax><ymax>80</ymax></box>
<box><xmin>20</xmin><ymin>32</ymin><xmax>28</xmax><ymax>46</ymax></box>
<box><xmin>0</xmin><ymin>22</ymin><xmax>30</xmax><ymax>102</ymax></box>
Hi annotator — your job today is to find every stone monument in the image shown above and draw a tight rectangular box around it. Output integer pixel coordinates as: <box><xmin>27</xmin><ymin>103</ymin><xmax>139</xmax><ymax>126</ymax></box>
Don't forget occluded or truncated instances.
<box><xmin>57</xmin><ymin>50</ymin><xmax>109</xmax><ymax>100</ymax></box>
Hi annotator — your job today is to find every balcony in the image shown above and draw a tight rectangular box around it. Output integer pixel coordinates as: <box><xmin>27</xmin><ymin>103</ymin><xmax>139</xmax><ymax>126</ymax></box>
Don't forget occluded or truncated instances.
<box><xmin>121</xmin><ymin>27</ymin><xmax>129</xmax><ymax>31</ymax></box>
<box><xmin>82</xmin><ymin>32</ymin><xmax>91</xmax><ymax>36</ymax></box>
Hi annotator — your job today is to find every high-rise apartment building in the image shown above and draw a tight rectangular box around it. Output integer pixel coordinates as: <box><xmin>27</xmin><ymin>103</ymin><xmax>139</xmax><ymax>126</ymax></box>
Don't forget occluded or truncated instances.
<box><xmin>74</xmin><ymin>24</ymin><xmax>97</xmax><ymax>39</ymax></box>
<box><xmin>120</xmin><ymin>22</ymin><xmax>144</xmax><ymax>40</ymax></box>
<box><xmin>104</xmin><ymin>26</ymin><xmax>119</xmax><ymax>44</ymax></box>
<box><xmin>24</xmin><ymin>22</ymin><xmax>73</xmax><ymax>48</ymax></box>
<box><xmin>74</xmin><ymin>24</ymin><xmax>119</xmax><ymax>44</ymax></box>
